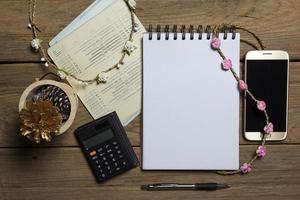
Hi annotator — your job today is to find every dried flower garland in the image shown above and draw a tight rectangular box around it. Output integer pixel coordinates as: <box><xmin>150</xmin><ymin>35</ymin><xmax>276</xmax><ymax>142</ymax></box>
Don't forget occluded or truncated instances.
<box><xmin>28</xmin><ymin>0</ymin><xmax>138</xmax><ymax>86</ymax></box>
<box><xmin>211</xmin><ymin>28</ymin><xmax>273</xmax><ymax>175</ymax></box>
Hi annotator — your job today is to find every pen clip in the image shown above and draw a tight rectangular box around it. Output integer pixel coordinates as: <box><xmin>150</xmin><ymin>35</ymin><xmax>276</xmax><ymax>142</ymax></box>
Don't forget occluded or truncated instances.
<box><xmin>151</xmin><ymin>183</ymin><xmax>178</xmax><ymax>187</ymax></box>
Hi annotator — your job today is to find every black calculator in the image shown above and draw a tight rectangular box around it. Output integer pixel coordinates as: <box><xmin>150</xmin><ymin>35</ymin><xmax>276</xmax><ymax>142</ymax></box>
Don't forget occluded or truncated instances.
<box><xmin>74</xmin><ymin>111</ymin><xmax>139</xmax><ymax>183</ymax></box>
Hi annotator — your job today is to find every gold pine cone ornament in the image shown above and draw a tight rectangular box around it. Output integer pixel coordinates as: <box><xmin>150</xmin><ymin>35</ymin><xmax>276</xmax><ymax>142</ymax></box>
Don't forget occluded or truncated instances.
<box><xmin>19</xmin><ymin>100</ymin><xmax>62</xmax><ymax>143</ymax></box>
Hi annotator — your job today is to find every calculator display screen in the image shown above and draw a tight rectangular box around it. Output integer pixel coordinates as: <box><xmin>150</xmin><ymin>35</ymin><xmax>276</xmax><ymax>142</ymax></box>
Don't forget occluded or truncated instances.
<box><xmin>83</xmin><ymin>129</ymin><xmax>114</xmax><ymax>148</ymax></box>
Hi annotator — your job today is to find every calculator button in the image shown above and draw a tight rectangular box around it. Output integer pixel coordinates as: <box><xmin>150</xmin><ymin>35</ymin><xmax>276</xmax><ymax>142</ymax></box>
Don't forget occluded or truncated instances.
<box><xmin>89</xmin><ymin>150</ymin><xmax>97</xmax><ymax>156</ymax></box>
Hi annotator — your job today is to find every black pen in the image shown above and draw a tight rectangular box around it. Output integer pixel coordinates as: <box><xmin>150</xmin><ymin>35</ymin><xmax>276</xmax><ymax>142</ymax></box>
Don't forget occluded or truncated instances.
<box><xmin>141</xmin><ymin>183</ymin><xmax>230</xmax><ymax>191</ymax></box>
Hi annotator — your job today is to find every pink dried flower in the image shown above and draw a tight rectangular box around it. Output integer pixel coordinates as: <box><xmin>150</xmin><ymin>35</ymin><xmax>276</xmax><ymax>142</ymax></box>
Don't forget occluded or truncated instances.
<box><xmin>238</xmin><ymin>80</ymin><xmax>248</xmax><ymax>91</ymax></box>
<box><xmin>257</xmin><ymin>100</ymin><xmax>266</xmax><ymax>111</ymax></box>
<box><xmin>264</xmin><ymin>122</ymin><xmax>274</xmax><ymax>134</ymax></box>
<box><xmin>240</xmin><ymin>163</ymin><xmax>252</xmax><ymax>174</ymax></box>
<box><xmin>211</xmin><ymin>38</ymin><xmax>221</xmax><ymax>49</ymax></box>
<box><xmin>222</xmin><ymin>59</ymin><xmax>232</xmax><ymax>70</ymax></box>
<box><xmin>256</xmin><ymin>145</ymin><xmax>267</xmax><ymax>157</ymax></box>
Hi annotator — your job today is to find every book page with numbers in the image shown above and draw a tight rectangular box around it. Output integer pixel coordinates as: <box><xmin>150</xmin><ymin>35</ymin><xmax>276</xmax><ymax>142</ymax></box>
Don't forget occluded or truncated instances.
<box><xmin>48</xmin><ymin>0</ymin><xmax>145</xmax><ymax>125</ymax></box>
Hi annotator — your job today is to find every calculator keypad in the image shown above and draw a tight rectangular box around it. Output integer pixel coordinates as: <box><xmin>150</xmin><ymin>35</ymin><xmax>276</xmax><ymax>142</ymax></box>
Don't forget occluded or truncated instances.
<box><xmin>88</xmin><ymin>139</ymin><xmax>129</xmax><ymax>181</ymax></box>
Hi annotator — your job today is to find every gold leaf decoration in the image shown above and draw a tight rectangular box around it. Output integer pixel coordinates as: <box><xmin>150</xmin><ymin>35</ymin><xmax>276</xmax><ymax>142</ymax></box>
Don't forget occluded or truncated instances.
<box><xmin>19</xmin><ymin>100</ymin><xmax>62</xmax><ymax>143</ymax></box>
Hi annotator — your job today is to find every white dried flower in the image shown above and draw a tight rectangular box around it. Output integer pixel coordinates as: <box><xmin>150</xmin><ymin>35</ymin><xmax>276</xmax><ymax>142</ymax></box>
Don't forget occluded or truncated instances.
<box><xmin>124</xmin><ymin>41</ymin><xmax>136</xmax><ymax>55</ymax></box>
<box><xmin>97</xmin><ymin>72</ymin><xmax>109</xmax><ymax>84</ymax></box>
<box><xmin>31</xmin><ymin>38</ymin><xmax>41</xmax><ymax>51</ymax></box>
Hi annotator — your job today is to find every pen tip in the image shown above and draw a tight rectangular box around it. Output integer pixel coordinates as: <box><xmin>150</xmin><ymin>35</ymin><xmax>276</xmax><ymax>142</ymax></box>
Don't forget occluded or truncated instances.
<box><xmin>218</xmin><ymin>183</ymin><xmax>230</xmax><ymax>189</ymax></box>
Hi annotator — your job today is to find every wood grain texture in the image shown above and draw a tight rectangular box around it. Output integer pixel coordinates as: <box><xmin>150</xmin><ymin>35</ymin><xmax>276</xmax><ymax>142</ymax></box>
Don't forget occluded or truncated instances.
<box><xmin>0</xmin><ymin>0</ymin><xmax>299</xmax><ymax>62</ymax></box>
<box><xmin>0</xmin><ymin>63</ymin><xmax>299</xmax><ymax>147</ymax></box>
<box><xmin>0</xmin><ymin>146</ymin><xmax>300</xmax><ymax>200</ymax></box>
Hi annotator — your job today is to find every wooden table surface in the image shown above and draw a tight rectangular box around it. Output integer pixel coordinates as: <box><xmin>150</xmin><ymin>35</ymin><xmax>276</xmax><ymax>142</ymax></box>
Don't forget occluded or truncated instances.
<box><xmin>0</xmin><ymin>0</ymin><xmax>300</xmax><ymax>199</ymax></box>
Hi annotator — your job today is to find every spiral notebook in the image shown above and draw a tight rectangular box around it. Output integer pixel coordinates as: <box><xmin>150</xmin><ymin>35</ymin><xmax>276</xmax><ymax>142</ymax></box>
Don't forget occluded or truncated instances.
<box><xmin>142</xmin><ymin>26</ymin><xmax>240</xmax><ymax>170</ymax></box>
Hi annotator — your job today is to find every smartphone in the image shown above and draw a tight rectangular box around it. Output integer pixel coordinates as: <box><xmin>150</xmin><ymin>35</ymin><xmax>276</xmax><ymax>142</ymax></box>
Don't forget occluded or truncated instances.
<box><xmin>244</xmin><ymin>50</ymin><xmax>289</xmax><ymax>141</ymax></box>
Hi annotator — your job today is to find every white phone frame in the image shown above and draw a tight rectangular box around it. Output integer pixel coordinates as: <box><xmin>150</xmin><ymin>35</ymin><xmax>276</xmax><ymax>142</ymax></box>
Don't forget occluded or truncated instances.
<box><xmin>244</xmin><ymin>50</ymin><xmax>289</xmax><ymax>141</ymax></box>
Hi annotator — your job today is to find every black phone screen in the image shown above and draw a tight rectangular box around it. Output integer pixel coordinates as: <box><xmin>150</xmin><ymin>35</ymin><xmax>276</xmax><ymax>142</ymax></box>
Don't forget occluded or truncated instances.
<box><xmin>245</xmin><ymin>60</ymin><xmax>288</xmax><ymax>132</ymax></box>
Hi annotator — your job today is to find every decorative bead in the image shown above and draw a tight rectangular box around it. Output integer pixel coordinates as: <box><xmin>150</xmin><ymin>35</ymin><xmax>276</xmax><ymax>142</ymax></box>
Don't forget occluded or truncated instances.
<box><xmin>238</xmin><ymin>80</ymin><xmax>248</xmax><ymax>91</ymax></box>
<box><xmin>257</xmin><ymin>100</ymin><xmax>266</xmax><ymax>111</ymax></box>
<box><xmin>264</xmin><ymin>122</ymin><xmax>274</xmax><ymax>134</ymax></box>
<box><xmin>240</xmin><ymin>163</ymin><xmax>252</xmax><ymax>174</ymax></box>
<box><xmin>31</xmin><ymin>38</ymin><xmax>41</xmax><ymax>51</ymax></box>
<box><xmin>211</xmin><ymin>37</ymin><xmax>221</xmax><ymax>49</ymax></box>
<box><xmin>57</xmin><ymin>71</ymin><xmax>66</xmax><ymax>79</ymax></box>
<box><xmin>124</xmin><ymin>41</ymin><xmax>136</xmax><ymax>55</ymax></box>
<box><xmin>126</xmin><ymin>0</ymin><xmax>136</xmax><ymax>10</ymax></box>
<box><xmin>44</xmin><ymin>62</ymin><xmax>49</xmax><ymax>67</ymax></box>
<box><xmin>97</xmin><ymin>72</ymin><xmax>109</xmax><ymax>84</ymax></box>
<box><xmin>256</xmin><ymin>145</ymin><xmax>267</xmax><ymax>157</ymax></box>
<box><xmin>27</xmin><ymin>23</ymin><xmax>32</xmax><ymax>29</ymax></box>
<box><xmin>41</xmin><ymin>57</ymin><xmax>46</xmax><ymax>62</ymax></box>
<box><xmin>222</xmin><ymin>58</ymin><xmax>232</xmax><ymax>70</ymax></box>
<box><xmin>78</xmin><ymin>80</ymin><xmax>88</xmax><ymax>86</ymax></box>
<box><xmin>116</xmin><ymin>64</ymin><xmax>121</xmax><ymax>69</ymax></box>
<box><xmin>133</xmin><ymin>23</ymin><xmax>138</xmax><ymax>32</ymax></box>
<box><xmin>83</xmin><ymin>82</ymin><xmax>89</xmax><ymax>86</ymax></box>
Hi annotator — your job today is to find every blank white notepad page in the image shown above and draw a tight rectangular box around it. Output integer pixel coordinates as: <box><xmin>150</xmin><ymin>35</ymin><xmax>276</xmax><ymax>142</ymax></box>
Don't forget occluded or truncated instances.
<box><xmin>142</xmin><ymin>33</ymin><xmax>240</xmax><ymax>170</ymax></box>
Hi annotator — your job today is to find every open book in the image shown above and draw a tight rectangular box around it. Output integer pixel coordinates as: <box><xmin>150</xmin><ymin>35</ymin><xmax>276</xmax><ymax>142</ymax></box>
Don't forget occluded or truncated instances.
<box><xmin>48</xmin><ymin>0</ymin><xmax>145</xmax><ymax>125</ymax></box>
